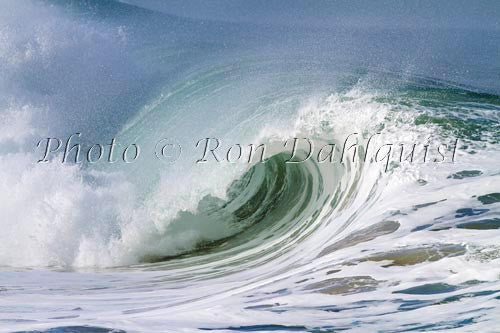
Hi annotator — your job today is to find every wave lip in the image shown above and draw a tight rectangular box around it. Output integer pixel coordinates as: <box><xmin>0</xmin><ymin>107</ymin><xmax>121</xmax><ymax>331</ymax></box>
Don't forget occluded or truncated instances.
<box><xmin>1</xmin><ymin>0</ymin><xmax>500</xmax><ymax>331</ymax></box>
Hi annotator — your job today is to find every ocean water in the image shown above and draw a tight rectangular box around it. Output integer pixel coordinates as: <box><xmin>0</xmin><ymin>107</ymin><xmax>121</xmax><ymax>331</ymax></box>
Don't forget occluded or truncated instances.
<box><xmin>0</xmin><ymin>1</ymin><xmax>499</xmax><ymax>332</ymax></box>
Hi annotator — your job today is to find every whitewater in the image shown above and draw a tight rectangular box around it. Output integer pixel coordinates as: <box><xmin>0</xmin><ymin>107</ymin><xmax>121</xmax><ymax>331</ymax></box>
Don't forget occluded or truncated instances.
<box><xmin>0</xmin><ymin>1</ymin><xmax>499</xmax><ymax>332</ymax></box>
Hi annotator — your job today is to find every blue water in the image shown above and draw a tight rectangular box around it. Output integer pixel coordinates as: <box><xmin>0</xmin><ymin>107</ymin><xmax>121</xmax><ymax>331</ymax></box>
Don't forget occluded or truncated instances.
<box><xmin>0</xmin><ymin>1</ymin><xmax>499</xmax><ymax>332</ymax></box>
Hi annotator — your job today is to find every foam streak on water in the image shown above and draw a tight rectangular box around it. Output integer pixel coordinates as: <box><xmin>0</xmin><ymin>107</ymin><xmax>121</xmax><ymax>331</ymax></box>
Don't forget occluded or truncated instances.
<box><xmin>0</xmin><ymin>1</ymin><xmax>499</xmax><ymax>332</ymax></box>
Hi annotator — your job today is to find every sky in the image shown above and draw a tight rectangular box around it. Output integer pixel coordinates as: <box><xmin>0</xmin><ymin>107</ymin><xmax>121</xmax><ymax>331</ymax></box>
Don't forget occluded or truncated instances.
<box><xmin>120</xmin><ymin>0</ymin><xmax>500</xmax><ymax>30</ymax></box>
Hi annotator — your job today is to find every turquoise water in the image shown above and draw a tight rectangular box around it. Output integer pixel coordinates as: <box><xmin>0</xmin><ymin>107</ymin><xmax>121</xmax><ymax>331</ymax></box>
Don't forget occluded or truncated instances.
<box><xmin>0</xmin><ymin>1</ymin><xmax>499</xmax><ymax>332</ymax></box>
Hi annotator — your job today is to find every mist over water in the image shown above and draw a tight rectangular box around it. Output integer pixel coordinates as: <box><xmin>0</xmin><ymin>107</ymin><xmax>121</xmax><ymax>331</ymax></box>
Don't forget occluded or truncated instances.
<box><xmin>0</xmin><ymin>1</ymin><xmax>499</xmax><ymax>332</ymax></box>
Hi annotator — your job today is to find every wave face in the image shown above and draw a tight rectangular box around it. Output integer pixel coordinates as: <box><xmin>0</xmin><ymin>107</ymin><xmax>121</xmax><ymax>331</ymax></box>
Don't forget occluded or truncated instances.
<box><xmin>0</xmin><ymin>1</ymin><xmax>499</xmax><ymax>332</ymax></box>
